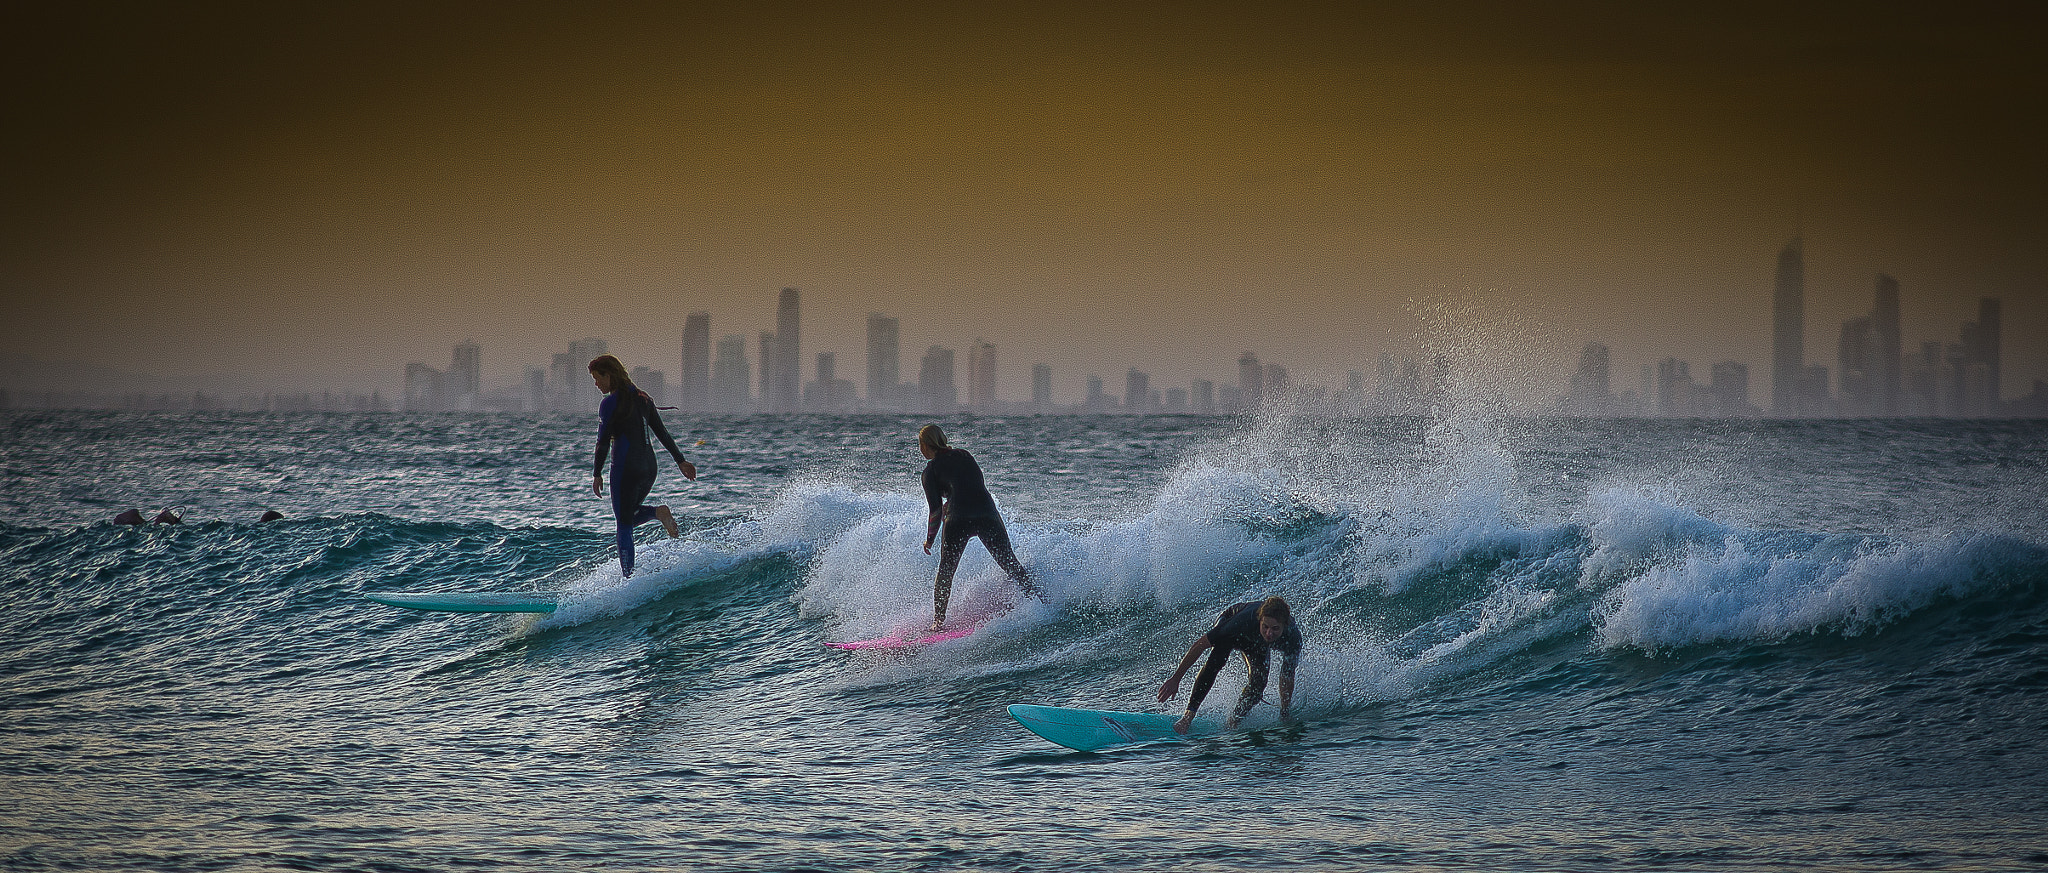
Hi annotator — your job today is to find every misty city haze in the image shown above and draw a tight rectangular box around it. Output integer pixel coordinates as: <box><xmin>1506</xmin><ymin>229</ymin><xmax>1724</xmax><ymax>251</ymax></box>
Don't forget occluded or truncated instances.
<box><xmin>4</xmin><ymin>2</ymin><xmax>2042</xmax><ymax>411</ymax></box>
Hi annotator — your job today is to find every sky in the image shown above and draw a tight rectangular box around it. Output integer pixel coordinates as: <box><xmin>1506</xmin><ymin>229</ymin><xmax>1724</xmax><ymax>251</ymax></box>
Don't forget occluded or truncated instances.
<box><xmin>5</xmin><ymin>0</ymin><xmax>2044</xmax><ymax>405</ymax></box>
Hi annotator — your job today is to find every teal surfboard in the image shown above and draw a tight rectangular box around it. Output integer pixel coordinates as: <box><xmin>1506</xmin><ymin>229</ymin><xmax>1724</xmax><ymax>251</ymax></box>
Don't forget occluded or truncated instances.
<box><xmin>363</xmin><ymin>591</ymin><xmax>558</xmax><ymax>613</ymax></box>
<box><xmin>1007</xmin><ymin>704</ymin><xmax>1198</xmax><ymax>752</ymax></box>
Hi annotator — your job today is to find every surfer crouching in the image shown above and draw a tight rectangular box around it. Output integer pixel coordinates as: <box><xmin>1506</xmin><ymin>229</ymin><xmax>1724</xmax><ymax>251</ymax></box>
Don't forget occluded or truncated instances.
<box><xmin>1157</xmin><ymin>596</ymin><xmax>1302</xmax><ymax>734</ymax></box>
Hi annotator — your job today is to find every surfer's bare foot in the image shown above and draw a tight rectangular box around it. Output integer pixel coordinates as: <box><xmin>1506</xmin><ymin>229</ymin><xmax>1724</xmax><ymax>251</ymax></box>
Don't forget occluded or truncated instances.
<box><xmin>930</xmin><ymin>618</ymin><xmax>945</xmax><ymax>633</ymax></box>
<box><xmin>1174</xmin><ymin>714</ymin><xmax>1193</xmax><ymax>735</ymax></box>
<box><xmin>656</xmin><ymin>505</ymin><xmax>679</xmax><ymax>538</ymax></box>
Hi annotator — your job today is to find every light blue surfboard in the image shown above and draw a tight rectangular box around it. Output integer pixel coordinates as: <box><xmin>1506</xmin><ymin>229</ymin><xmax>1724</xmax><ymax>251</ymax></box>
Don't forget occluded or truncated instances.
<box><xmin>363</xmin><ymin>591</ymin><xmax>558</xmax><ymax>613</ymax></box>
<box><xmin>1007</xmin><ymin>704</ymin><xmax>1200</xmax><ymax>752</ymax></box>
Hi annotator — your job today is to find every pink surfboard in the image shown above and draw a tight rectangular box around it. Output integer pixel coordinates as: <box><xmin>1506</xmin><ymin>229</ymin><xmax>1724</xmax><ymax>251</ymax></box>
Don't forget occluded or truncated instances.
<box><xmin>827</xmin><ymin>597</ymin><xmax>1014</xmax><ymax>651</ymax></box>
<box><xmin>825</xmin><ymin>623</ymin><xmax>981</xmax><ymax>651</ymax></box>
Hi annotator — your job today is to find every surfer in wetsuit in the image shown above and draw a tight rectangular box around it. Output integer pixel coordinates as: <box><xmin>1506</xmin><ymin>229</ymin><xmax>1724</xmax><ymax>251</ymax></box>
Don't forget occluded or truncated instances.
<box><xmin>1157</xmin><ymin>596</ymin><xmax>1302</xmax><ymax>734</ymax></box>
<box><xmin>589</xmin><ymin>355</ymin><xmax>695</xmax><ymax>577</ymax></box>
<box><xmin>918</xmin><ymin>424</ymin><xmax>1041</xmax><ymax>631</ymax></box>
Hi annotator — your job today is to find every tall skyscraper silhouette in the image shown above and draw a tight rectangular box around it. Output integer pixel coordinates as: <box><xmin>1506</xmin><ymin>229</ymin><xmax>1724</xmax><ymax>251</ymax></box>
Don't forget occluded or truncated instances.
<box><xmin>773</xmin><ymin>288</ymin><xmax>801</xmax><ymax>412</ymax></box>
<box><xmin>449</xmin><ymin>340</ymin><xmax>480</xmax><ymax>401</ymax></box>
<box><xmin>1031</xmin><ymin>363</ymin><xmax>1052</xmax><ymax>410</ymax></box>
<box><xmin>712</xmin><ymin>335</ymin><xmax>750</xmax><ymax>413</ymax></box>
<box><xmin>1872</xmin><ymin>275</ymin><xmax>1901</xmax><ymax>415</ymax></box>
<box><xmin>1771</xmin><ymin>238</ymin><xmax>1805</xmax><ymax>415</ymax></box>
<box><xmin>1960</xmin><ymin>298</ymin><xmax>2002</xmax><ymax>416</ymax></box>
<box><xmin>1837</xmin><ymin>315</ymin><xmax>1878</xmax><ymax>415</ymax></box>
<box><xmin>866</xmin><ymin>313</ymin><xmax>899</xmax><ymax>408</ymax></box>
<box><xmin>1562</xmin><ymin>342</ymin><xmax>1612</xmax><ymax>415</ymax></box>
<box><xmin>967</xmin><ymin>339</ymin><xmax>996</xmax><ymax>411</ymax></box>
<box><xmin>757</xmin><ymin>331</ymin><xmax>776</xmax><ymax>410</ymax></box>
<box><xmin>681</xmin><ymin>311</ymin><xmax>711</xmax><ymax>412</ymax></box>
<box><xmin>918</xmin><ymin>346</ymin><xmax>956</xmax><ymax>413</ymax></box>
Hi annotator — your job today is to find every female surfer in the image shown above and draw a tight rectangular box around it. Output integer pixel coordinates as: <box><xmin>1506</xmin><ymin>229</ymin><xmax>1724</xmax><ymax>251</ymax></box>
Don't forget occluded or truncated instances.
<box><xmin>590</xmin><ymin>355</ymin><xmax>695</xmax><ymax>577</ymax></box>
<box><xmin>917</xmin><ymin>424</ymin><xmax>1040</xmax><ymax>631</ymax></box>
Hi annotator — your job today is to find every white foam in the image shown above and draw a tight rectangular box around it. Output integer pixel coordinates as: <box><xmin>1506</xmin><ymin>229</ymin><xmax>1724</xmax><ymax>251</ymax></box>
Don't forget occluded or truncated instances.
<box><xmin>1592</xmin><ymin>530</ymin><xmax>2003</xmax><ymax>652</ymax></box>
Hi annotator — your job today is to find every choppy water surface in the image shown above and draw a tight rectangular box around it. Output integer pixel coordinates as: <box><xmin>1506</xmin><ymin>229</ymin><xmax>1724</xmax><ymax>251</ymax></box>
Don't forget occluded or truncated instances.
<box><xmin>3</xmin><ymin>410</ymin><xmax>2045</xmax><ymax>871</ymax></box>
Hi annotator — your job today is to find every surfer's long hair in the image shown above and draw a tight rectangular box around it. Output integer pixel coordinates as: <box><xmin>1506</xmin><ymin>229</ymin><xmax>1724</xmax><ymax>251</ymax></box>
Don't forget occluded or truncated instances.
<box><xmin>918</xmin><ymin>424</ymin><xmax>949</xmax><ymax>454</ymax></box>
<box><xmin>588</xmin><ymin>355</ymin><xmax>634</xmax><ymax>394</ymax></box>
<box><xmin>588</xmin><ymin>355</ymin><xmax>646</xmax><ymax>420</ymax></box>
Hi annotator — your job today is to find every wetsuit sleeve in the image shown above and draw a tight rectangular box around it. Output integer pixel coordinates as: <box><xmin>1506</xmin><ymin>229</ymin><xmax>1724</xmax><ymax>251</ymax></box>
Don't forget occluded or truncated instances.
<box><xmin>921</xmin><ymin>461</ymin><xmax>946</xmax><ymax>516</ymax></box>
<box><xmin>642</xmin><ymin>397</ymin><xmax>687</xmax><ymax>466</ymax></box>
<box><xmin>593</xmin><ymin>393</ymin><xmax>617</xmax><ymax>478</ymax></box>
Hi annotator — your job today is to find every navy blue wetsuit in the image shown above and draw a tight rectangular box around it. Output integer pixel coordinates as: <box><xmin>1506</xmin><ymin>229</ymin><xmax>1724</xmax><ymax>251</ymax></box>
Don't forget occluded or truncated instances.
<box><xmin>593</xmin><ymin>389</ymin><xmax>688</xmax><ymax>576</ymax></box>
<box><xmin>922</xmin><ymin>447</ymin><xmax>1039</xmax><ymax>625</ymax></box>
<box><xmin>1187</xmin><ymin>601</ymin><xmax>1303</xmax><ymax>721</ymax></box>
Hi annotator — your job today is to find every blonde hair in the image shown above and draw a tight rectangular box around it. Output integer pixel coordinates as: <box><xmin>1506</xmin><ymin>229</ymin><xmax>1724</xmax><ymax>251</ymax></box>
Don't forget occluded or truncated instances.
<box><xmin>917</xmin><ymin>424</ymin><xmax>949</xmax><ymax>453</ymax></box>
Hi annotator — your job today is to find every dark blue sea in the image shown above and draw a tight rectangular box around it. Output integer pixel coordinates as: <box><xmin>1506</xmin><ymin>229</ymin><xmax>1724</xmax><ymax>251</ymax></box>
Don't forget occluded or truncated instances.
<box><xmin>4</xmin><ymin>409</ymin><xmax>2046</xmax><ymax>871</ymax></box>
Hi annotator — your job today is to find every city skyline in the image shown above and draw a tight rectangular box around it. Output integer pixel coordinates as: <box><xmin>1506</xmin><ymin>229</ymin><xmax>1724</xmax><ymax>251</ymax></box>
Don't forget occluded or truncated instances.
<box><xmin>200</xmin><ymin>250</ymin><xmax>2030</xmax><ymax>417</ymax></box>
<box><xmin>4</xmin><ymin>4</ymin><xmax>2043</xmax><ymax>405</ymax></box>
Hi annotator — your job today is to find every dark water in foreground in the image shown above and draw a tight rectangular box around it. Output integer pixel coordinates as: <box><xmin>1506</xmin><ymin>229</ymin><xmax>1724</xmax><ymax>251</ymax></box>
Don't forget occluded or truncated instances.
<box><xmin>3</xmin><ymin>411</ymin><xmax>2046</xmax><ymax>871</ymax></box>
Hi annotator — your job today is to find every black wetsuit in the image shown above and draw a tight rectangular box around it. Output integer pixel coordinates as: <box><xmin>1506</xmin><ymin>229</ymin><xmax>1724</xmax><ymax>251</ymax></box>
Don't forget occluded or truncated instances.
<box><xmin>922</xmin><ymin>447</ymin><xmax>1038</xmax><ymax>624</ymax></box>
<box><xmin>593</xmin><ymin>389</ymin><xmax>687</xmax><ymax>577</ymax></box>
<box><xmin>1187</xmin><ymin>601</ymin><xmax>1303</xmax><ymax>721</ymax></box>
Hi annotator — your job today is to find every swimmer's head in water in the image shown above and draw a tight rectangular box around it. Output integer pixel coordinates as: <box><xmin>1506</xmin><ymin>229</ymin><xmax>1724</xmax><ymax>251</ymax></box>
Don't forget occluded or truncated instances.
<box><xmin>917</xmin><ymin>424</ymin><xmax>949</xmax><ymax>456</ymax></box>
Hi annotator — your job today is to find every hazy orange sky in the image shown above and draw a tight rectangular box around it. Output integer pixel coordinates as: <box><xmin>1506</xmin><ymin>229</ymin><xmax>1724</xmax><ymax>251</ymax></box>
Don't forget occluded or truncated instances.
<box><xmin>5</xmin><ymin>1</ymin><xmax>2043</xmax><ymax>405</ymax></box>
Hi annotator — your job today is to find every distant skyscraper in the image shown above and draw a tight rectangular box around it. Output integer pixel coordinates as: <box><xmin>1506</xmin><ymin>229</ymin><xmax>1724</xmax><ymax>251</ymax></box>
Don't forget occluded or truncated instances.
<box><xmin>1125</xmin><ymin>368</ymin><xmax>1149</xmax><ymax>412</ymax></box>
<box><xmin>523</xmin><ymin>366</ymin><xmax>546</xmax><ymax>413</ymax></box>
<box><xmin>866</xmin><ymin>313</ymin><xmax>900</xmax><ymax>407</ymax></box>
<box><xmin>1031</xmin><ymin>363</ymin><xmax>1052</xmax><ymax>410</ymax></box>
<box><xmin>404</xmin><ymin>362</ymin><xmax>443</xmax><ymax>412</ymax></box>
<box><xmin>1709</xmin><ymin>361</ymin><xmax>1751</xmax><ymax>416</ymax></box>
<box><xmin>806</xmin><ymin>352</ymin><xmax>856</xmax><ymax>411</ymax></box>
<box><xmin>560</xmin><ymin>338</ymin><xmax>607</xmax><ymax>412</ymax></box>
<box><xmin>1960</xmin><ymin>298</ymin><xmax>2002</xmax><ymax>416</ymax></box>
<box><xmin>1837</xmin><ymin>315</ymin><xmax>1878</xmax><ymax>416</ymax></box>
<box><xmin>1085</xmin><ymin>375</ymin><xmax>1108</xmax><ymax>411</ymax></box>
<box><xmin>1798</xmin><ymin>364</ymin><xmax>1832</xmax><ymax>416</ymax></box>
<box><xmin>449</xmin><ymin>340</ymin><xmax>480</xmax><ymax>401</ymax></box>
<box><xmin>1656</xmin><ymin>358</ymin><xmax>1694</xmax><ymax>416</ymax></box>
<box><xmin>773</xmin><ymin>288</ymin><xmax>801</xmax><ymax>412</ymax></box>
<box><xmin>682</xmin><ymin>311</ymin><xmax>711</xmax><ymax>412</ymax></box>
<box><xmin>713</xmin><ymin>334</ymin><xmax>751</xmax><ymax>413</ymax></box>
<box><xmin>918</xmin><ymin>346</ymin><xmax>956</xmax><ymax>413</ymax></box>
<box><xmin>1562</xmin><ymin>342</ymin><xmax>1612</xmax><ymax>416</ymax></box>
<box><xmin>1872</xmin><ymin>275</ymin><xmax>1901</xmax><ymax>415</ymax></box>
<box><xmin>1771</xmin><ymin>238</ymin><xmax>1805</xmax><ymax>415</ymax></box>
<box><xmin>1238</xmin><ymin>352</ymin><xmax>1262</xmax><ymax>410</ymax></box>
<box><xmin>1191</xmin><ymin>379</ymin><xmax>1215</xmax><ymax>413</ymax></box>
<box><xmin>967</xmin><ymin>339</ymin><xmax>997</xmax><ymax>411</ymax></box>
<box><xmin>758</xmin><ymin>331</ymin><xmax>776</xmax><ymax>410</ymax></box>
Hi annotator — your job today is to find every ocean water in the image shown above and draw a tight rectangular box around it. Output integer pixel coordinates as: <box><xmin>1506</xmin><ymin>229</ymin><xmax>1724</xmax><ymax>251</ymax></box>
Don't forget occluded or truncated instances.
<box><xmin>2</xmin><ymin>409</ymin><xmax>2046</xmax><ymax>871</ymax></box>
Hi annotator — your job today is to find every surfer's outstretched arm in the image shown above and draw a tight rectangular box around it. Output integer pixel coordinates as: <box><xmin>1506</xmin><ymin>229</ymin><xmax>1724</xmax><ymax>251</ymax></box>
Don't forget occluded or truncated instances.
<box><xmin>1158</xmin><ymin>633</ymin><xmax>1215</xmax><ymax>733</ymax></box>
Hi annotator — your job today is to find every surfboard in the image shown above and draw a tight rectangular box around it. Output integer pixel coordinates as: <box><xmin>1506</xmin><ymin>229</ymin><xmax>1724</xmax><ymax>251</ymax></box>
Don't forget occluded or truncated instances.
<box><xmin>363</xmin><ymin>591</ymin><xmax>559</xmax><ymax>613</ymax></box>
<box><xmin>826</xmin><ymin>621</ymin><xmax>980</xmax><ymax>651</ymax></box>
<box><xmin>826</xmin><ymin>596</ymin><xmax>1014</xmax><ymax>651</ymax></box>
<box><xmin>1007</xmin><ymin>704</ymin><xmax>1194</xmax><ymax>752</ymax></box>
